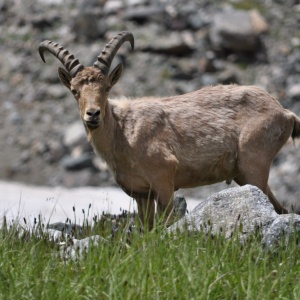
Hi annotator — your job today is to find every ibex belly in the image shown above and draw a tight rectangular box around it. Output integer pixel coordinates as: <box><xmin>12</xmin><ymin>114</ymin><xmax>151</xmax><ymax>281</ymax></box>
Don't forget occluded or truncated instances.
<box><xmin>174</xmin><ymin>144</ymin><xmax>238</xmax><ymax>189</ymax></box>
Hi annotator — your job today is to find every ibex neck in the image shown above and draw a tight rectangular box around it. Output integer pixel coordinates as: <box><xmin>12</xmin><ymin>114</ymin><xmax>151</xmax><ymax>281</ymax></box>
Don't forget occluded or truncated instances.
<box><xmin>87</xmin><ymin>101</ymin><xmax>117</xmax><ymax>164</ymax></box>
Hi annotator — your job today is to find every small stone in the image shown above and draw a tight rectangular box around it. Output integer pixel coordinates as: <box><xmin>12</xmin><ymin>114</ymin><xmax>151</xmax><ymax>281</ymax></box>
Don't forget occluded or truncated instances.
<box><xmin>48</xmin><ymin>222</ymin><xmax>83</xmax><ymax>236</ymax></box>
<box><xmin>287</xmin><ymin>84</ymin><xmax>300</xmax><ymax>102</ymax></box>
<box><xmin>138</xmin><ymin>32</ymin><xmax>195</xmax><ymax>56</ymax></box>
<box><xmin>47</xmin><ymin>84</ymin><xmax>68</xmax><ymax>99</ymax></box>
<box><xmin>70</xmin><ymin>10</ymin><xmax>107</xmax><ymax>42</ymax></box>
<box><xmin>20</xmin><ymin>150</ymin><xmax>30</xmax><ymax>163</ymax></box>
<box><xmin>103</xmin><ymin>0</ymin><xmax>124</xmax><ymax>14</ymax></box>
<box><xmin>218</xmin><ymin>67</ymin><xmax>240</xmax><ymax>85</ymax></box>
<box><xmin>61</xmin><ymin>235</ymin><xmax>108</xmax><ymax>261</ymax></box>
<box><xmin>187</xmin><ymin>11</ymin><xmax>209</xmax><ymax>30</ymax></box>
<box><xmin>124</xmin><ymin>6</ymin><xmax>166</xmax><ymax>24</ymax></box>
<box><xmin>8</xmin><ymin>111</ymin><xmax>23</xmax><ymax>126</ymax></box>
<box><xmin>61</xmin><ymin>153</ymin><xmax>96</xmax><ymax>171</ymax></box>
<box><xmin>63</xmin><ymin>121</ymin><xmax>86</xmax><ymax>148</ymax></box>
<box><xmin>174</xmin><ymin>196</ymin><xmax>187</xmax><ymax>218</ymax></box>
<box><xmin>125</xmin><ymin>0</ymin><xmax>149</xmax><ymax>6</ymax></box>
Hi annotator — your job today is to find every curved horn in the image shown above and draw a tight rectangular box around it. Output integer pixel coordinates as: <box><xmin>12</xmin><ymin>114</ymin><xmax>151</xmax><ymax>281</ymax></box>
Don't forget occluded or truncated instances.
<box><xmin>94</xmin><ymin>31</ymin><xmax>134</xmax><ymax>75</ymax></box>
<box><xmin>38</xmin><ymin>40</ymin><xmax>84</xmax><ymax>77</ymax></box>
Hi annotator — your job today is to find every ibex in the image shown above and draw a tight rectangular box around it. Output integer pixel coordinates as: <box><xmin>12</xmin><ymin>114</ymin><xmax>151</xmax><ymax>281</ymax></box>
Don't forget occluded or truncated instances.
<box><xmin>39</xmin><ymin>31</ymin><xmax>300</xmax><ymax>229</ymax></box>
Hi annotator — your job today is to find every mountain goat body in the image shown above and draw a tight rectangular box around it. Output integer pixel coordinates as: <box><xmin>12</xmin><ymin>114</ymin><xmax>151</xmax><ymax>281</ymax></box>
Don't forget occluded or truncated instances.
<box><xmin>39</xmin><ymin>31</ymin><xmax>300</xmax><ymax>229</ymax></box>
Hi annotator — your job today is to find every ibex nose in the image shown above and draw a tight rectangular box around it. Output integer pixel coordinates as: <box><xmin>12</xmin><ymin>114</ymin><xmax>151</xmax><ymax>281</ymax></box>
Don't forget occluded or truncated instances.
<box><xmin>86</xmin><ymin>109</ymin><xmax>100</xmax><ymax>117</ymax></box>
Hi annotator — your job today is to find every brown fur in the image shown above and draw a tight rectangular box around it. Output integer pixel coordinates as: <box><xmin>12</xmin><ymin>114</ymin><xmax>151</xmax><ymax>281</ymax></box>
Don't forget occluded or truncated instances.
<box><xmin>57</xmin><ymin>66</ymin><xmax>300</xmax><ymax>229</ymax></box>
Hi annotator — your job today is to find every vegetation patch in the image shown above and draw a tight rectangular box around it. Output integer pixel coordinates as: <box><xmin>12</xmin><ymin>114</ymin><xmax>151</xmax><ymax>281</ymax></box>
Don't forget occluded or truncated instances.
<box><xmin>1</xmin><ymin>212</ymin><xmax>300</xmax><ymax>299</ymax></box>
<box><xmin>230</xmin><ymin>0</ymin><xmax>264</xmax><ymax>12</ymax></box>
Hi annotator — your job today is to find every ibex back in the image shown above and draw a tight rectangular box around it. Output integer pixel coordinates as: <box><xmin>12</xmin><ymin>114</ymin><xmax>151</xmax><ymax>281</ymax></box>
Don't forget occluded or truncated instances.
<box><xmin>39</xmin><ymin>31</ymin><xmax>300</xmax><ymax>229</ymax></box>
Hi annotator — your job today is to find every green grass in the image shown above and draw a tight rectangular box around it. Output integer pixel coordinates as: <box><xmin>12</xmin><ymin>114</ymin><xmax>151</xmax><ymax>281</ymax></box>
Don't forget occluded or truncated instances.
<box><xmin>229</xmin><ymin>0</ymin><xmax>265</xmax><ymax>13</ymax></box>
<box><xmin>1</xmin><ymin>216</ymin><xmax>300</xmax><ymax>299</ymax></box>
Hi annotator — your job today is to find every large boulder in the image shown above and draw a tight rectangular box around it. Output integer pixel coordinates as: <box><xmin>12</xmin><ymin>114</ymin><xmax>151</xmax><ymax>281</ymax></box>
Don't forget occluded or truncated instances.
<box><xmin>169</xmin><ymin>185</ymin><xmax>300</xmax><ymax>247</ymax></box>
<box><xmin>209</xmin><ymin>9</ymin><xmax>268</xmax><ymax>52</ymax></box>
<box><xmin>169</xmin><ymin>185</ymin><xmax>277</xmax><ymax>242</ymax></box>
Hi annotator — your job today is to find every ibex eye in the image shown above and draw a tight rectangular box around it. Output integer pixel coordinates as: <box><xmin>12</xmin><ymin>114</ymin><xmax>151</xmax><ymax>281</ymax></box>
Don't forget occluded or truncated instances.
<box><xmin>71</xmin><ymin>89</ymin><xmax>79</xmax><ymax>97</ymax></box>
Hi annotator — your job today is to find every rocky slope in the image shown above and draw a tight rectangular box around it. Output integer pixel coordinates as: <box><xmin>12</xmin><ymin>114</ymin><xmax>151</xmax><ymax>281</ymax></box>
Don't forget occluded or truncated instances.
<box><xmin>0</xmin><ymin>0</ymin><xmax>300</xmax><ymax>208</ymax></box>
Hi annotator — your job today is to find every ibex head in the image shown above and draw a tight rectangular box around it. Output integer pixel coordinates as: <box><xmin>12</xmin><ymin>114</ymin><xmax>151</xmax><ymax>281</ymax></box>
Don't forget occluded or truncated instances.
<box><xmin>39</xmin><ymin>31</ymin><xmax>134</xmax><ymax>130</ymax></box>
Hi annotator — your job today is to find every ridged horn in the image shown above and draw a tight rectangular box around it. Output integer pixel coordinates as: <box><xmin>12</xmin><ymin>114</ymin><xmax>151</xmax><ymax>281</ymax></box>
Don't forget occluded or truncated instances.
<box><xmin>38</xmin><ymin>40</ymin><xmax>84</xmax><ymax>77</ymax></box>
<box><xmin>94</xmin><ymin>31</ymin><xmax>134</xmax><ymax>75</ymax></box>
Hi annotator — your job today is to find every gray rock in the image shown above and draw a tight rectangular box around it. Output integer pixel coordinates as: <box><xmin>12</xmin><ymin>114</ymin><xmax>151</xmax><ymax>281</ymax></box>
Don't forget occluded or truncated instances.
<box><xmin>173</xmin><ymin>196</ymin><xmax>187</xmax><ymax>218</ymax></box>
<box><xmin>45</xmin><ymin>229</ymin><xmax>64</xmax><ymax>242</ymax></box>
<box><xmin>262</xmin><ymin>214</ymin><xmax>300</xmax><ymax>248</ymax></box>
<box><xmin>201</xmin><ymin>74</ymin><xmax>218</xmax><ymax>86</ymax></box>
<box><xmin>47</xmin><ymin>84</ymin><xmax>68</xmax><ymax>99</ymax></box>
<box><xmin>8</xmin><ymin>111</ymin><xmax>23</xmax><ymax>126</ymax></box>
<box><xmin>78</xmin><ymin>0</ymin><xmax>103</xmax><ymax>9</ymax></box>
<box><xmin>61</xmin><ymin>235</ymin><xmax>108</xmax><ymax>260</ymax></box>
<box><xmin>125</xmin><ymin>0</ymin><xmax>149</xmax><ymax>6</ymax></box>
<box><xmin>48</xmin><ymin>222</ymin><xmax>83</xmax><ymax>236</ymax></box>
<box><xmin>138</xmin><ymin>31</ymin><xmax>195</xmax><ymax>56</ymax></box>
<box><xmin>168</xmin><ymin>58</ymin><xmax>198</xmax><ymax>80</ymax></box>
<box><xmin>63</xmin><ymin>121</ymin><xmax>86</xmax><ymax>148</ymax></box>
<box><xmin>31</xmin><ymin>139</ymin><xmax>66</xmax><ymax>164</ymax></box>
<box><xmin>70</xmin><ymin>9</ymin><xmax>107</xmax><ymax>42</ymax></box>
<box><xmin>103</xmin><ymin>0</ymin><xmax>124</xmax><ymax>14</ymax></box>
<box><xmin>169</xmin><ymin>185</ymin><xmax>277</xmax><ymax>242</ymax></box>
<box><xmin>209</xmin><ymin>9</ymin><xmax>268</xmax><ymax>52</ymax></box>
<box><xmin>187</xmin><ymin>11</ymin><xmax>210</xmax><ymax>30</ymax></box>
<box><xmin>30</xmin><ymin>13</ymin><xmax>58</xmax><ymax>29</ymax></box>
<box><xmin>218</xmin><ymin>66</ymin><xmax>240</xmax><ymax>85</ymax></box>
<box><xmin>287</xmin><ymin>84</ymin><xmax>300</xmax><ymax>102</ymax></box>
<box><xmin>61</xmin><ymin>153</ymin><xmax>96</xmax><ymax>171</ymax></box>
<box><xmin>124</xmin><ymin>5</ymin><xmax>166</xmax><ymax>24</ymax></box>
<box><xmin>170</xmin><ymin>185</ymin><xmax>300</xmax><ymax>247</ymax></box>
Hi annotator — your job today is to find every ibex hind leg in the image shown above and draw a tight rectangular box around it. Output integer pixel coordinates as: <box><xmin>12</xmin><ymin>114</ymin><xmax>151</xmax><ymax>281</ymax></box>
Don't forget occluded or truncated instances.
<box><xmin>235</xmin><ymin>114</ymin><xmax>293</xmax><ymax>214</ymax></box>
<box><xmin>234</xmin><ymin>162</ymin><xmax>288</xmax><ymax>214</ymax></box>
<box><xmin>266</xmin><ymin>185</ymin><xmax>288</xmax><ymax>214</ymax></box>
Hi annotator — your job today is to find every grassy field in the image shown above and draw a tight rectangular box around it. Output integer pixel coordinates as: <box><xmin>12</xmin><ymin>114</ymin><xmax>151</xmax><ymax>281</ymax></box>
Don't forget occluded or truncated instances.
<box><xmin>0</xmin><ymin>216</ymin><xmax>300</xmax><ymax>300</ymax></box>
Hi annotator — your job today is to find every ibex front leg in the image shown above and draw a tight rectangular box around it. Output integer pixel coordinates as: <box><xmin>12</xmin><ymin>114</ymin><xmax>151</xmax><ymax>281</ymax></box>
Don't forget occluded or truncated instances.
<box><xmin>135</xmin><ymin>192</ymin><xmax>155</xmax><ymax>230</ymax></box>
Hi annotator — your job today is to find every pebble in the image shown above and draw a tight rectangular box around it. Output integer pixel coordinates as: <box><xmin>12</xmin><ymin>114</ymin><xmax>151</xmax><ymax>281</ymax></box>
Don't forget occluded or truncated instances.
<box><xmin>61</xmin><ymin>153</ymin><xmax>96</xmax><ymax>171</ymax></box>
<box><xmin>287</xmin><ymin>84</ymin><xmax>300</xmax><ymax>102</ymax></box>
<box><xmin>63</xmin><ymin>121</ymin><xmax>86</xmax><ymax>148</ymax></box>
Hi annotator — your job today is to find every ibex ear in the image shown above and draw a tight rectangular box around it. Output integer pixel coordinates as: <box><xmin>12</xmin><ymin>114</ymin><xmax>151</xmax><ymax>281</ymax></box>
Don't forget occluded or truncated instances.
<box><xmin>109</xmin><ymin>63</ymin><xmax>123</xmax><ymax>87</ymax></box>
<box><xmin>58</xmin><ymin>67</ymin><xmax>72</xmax><ymax>89</ymax></box>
